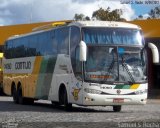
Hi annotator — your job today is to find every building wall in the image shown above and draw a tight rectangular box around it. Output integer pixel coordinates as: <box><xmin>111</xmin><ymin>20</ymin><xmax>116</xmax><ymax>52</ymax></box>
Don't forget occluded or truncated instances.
<box><xmin>130</xmin><ymin>19</ymin><xmax>160</xmax><ymax>38</ymax></box>
<box><xmin>130</xmin><ymin>20</ymin><xmax>160</xmax><ymax>98</ymax></box>
<box><xmin>0</xmin><ymin>20</ymin><xmax>73</xmax><ymax>46</ymax></box>
<box><xmin>0</xmin><ymin>22</ymin><xmax>53</xmax><ymax>46</ymax></box>
<box><xmin>1</xmin><ymin>19</ymin><xmax>160</xmax><ymax>45</ymax></box>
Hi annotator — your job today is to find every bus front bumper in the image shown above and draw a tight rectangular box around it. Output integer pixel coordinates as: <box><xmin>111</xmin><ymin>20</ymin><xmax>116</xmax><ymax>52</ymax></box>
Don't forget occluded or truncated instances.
<box><xmin>82</xmin><ymin>93</ymin><xmax>147</xmax><ymax>106</ymax></box>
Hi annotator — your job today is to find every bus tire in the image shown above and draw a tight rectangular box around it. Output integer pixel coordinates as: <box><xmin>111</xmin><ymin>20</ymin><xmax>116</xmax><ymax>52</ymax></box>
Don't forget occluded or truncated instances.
<box><xmin>113</xmin><ymin>105</ymin><xmax>121</xmax><ymax>112</ymax></box>
<box><xmin>12</xmin><ymin>85</ymin><xmax>18</xmax><ymax>104</ymax></box>
<box><xmin>25</xmin><ymin>98</ymin><xmax>34</xmax><ymax>105</ymax></box>
<box><xmin>59</xmin><ymin>86</ymin><xmax>72</xmax><ymax>111</ymax></box>
<box><xmin>17</xmin><ymin>86</ymin><xmax>24</xmax><ymax>105</ymax></box>
<box><xmin>51</xmin><ymin>101</ymin><xmax>60</xmax><ymax>107</ymax></box>
<box><xmin>64</xmin><ymin>88</ymin><xmax>72</xmax><ymax>111</ymax></box>
<box><xmin>0</xmin><ymin>84</ymin><xmax>4</xmax><ymax>96</ymax></box>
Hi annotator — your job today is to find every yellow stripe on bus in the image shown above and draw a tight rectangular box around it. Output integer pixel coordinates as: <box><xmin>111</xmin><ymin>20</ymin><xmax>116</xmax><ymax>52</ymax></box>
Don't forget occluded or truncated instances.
<box><xmin>27</xmin><ymin>56</ymin><xmax>43</xmax><ymax>98</ymax></box>
<box><xmin>32</xmin><ymin>56</ymin><xmax>43</xmax><ymax>74</ymax></box>
<box><xmin>130</xmin><ymin>84</ymin><xmax>140</xmax><ymax>89</ymax></box>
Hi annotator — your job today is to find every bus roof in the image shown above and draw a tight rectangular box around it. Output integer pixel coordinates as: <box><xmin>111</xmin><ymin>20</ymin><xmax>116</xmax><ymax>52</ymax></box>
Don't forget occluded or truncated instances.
<box><xmin>7</xmin><ymin>21</ymin><xmax>141</xmax><ymax>41</ymax></box>
<box><xmin>69</xmin><ymin>21</ymin><xmax>141</xmax><ymax>29</ymax></box>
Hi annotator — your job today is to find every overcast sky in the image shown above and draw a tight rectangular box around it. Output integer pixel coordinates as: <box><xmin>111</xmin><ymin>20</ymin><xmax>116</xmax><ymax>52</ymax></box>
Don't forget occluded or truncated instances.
<box><xmin>0</xmin><ymin>0</ymin><xmax>159</xmax><ymax>26</ymax></box>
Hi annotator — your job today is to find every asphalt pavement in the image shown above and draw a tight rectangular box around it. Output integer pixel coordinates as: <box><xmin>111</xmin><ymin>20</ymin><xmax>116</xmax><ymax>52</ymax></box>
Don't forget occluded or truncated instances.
<box><xmin>0</xmin><ymin>96</ymin><xmax>160</xmax><ymax>128</ymax></box>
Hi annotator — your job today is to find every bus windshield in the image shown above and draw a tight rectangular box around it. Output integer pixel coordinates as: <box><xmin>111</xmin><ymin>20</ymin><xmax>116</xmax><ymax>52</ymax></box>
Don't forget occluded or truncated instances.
<box><xmin>84</xmin><ymin>46</ymin><xmax>147</xmax><ymax>84</ymax></box>
<box><xmin>82</xmin><ymin>27</ymin><xmax>143</xmax><ymax>45</ymax></box>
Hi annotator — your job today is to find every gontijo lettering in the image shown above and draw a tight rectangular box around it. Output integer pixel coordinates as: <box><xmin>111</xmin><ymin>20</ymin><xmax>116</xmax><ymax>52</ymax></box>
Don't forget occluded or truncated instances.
<box><xmin>4</xmin><ymin>63</ymin><xmax>12</xmax><ymax>69</ymax></box>
<box><xmin>15</xmin><ymin>61</ymin><xmax>31</xmax><ymax>70</ymax></box>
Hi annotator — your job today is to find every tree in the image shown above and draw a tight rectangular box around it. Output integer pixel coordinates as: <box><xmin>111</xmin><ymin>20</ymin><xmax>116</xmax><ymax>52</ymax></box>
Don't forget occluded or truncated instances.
<box><xmin>138</xmin><ymin>15</ymin><xmax>143</xmax><ymax>19</ymax></box>
<box><xmin>74</xmin><ymin>14</ymin><xmax>85</xmax><ymax>21</ymax></box>
<box><xmin>134</xmin><ymin>6</ymin><xmax>160</xmax><ymax>20</ymax></box>
<box><xmin>92</xmin><ymin>7</ymin><xmax>126</xmax><ymax>21</ymax></box>
<box><xmin>73</xmin><ymin>7</ymin><xmax>126</xmax><ymax>21</ymax></box>
<box><xmin>85</xmin><ymin>16</ymin><xmax>90</xmax><ymax>21</ymax></box>
<box><xmin>74</xmin><ymin>13</ymin><xmax>90</xmax><ymax>21</ymax></box>
<box><xmin>148</xmin><ymin>6</ymin><xmax>160</xmax><ymax>19</ymax></box>
<box><xmin>92</xmin><ymin>7</ymin><xmax>110</xmax><ymax>21</ymax></box>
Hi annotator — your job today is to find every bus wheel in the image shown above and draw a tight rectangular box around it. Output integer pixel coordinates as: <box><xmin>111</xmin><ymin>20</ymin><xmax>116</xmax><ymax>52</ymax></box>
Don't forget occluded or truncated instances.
<box><xmin>12</xmin><ymin>86</ymin><xmax>18</xmax><ymax>104</ymax></box>
<box><xmin>60</xmin><ymin>87</ymin><xmax>72</xmax><ymax>111</ymax></box>
<box><xmin>113</xmin><ymin>105</ymin><xmax>121</xmax><ymax>112</ymax></box>
<box><xmin>64</xmin><ymin>88</ymin><xmax>72</xmax><ymax>111</ymax></box>
<box><xmin>0</xmin><ymin>84</ymin><xmax>4</xmax><ymax>96</ymax></box>
<box><xmin>51</xmin><ymin>101</ymin><xmax>60</xmax><ymax>108</ymax></box>
<box><xmin>25</xmin><ymin>98</ymin><xmax>34</xmax><ymax>105</ymax></box>
<box><xmin>17</xmin><ymin>86</ymin><xmax>24</xmax><ymax>104</ymax></box>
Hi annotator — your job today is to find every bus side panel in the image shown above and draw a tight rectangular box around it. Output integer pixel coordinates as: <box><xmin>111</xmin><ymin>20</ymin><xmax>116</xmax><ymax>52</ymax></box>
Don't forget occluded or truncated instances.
<box><xmin>34</xmin><ymin>55</ymin><xmax>56</xmax><ymax>99</ymax></box>
<box><xmin>3</xmin><ymin>55</ymin><xmax>57</xmax><ymax>99</ymax></box>
<box><xmin>26</xmin><ymin>56</ymin><xmax>43</xmax><ymax>98</ymax></box>
<box><xmin>48</xmin><ymin>54</ymin><xmax>71</xmax><ymax>102</ymax></box>
<box><xmin>3</xmin><ymin>74</ymin><xmax>12</xmax><ymax>95</ymax></box>
<box><xmin>3</xmin><ymin>57</ymin><xmax>41</xmax><ymax>97</ymax></box>
<box><xmin>48</xmin><ymin>54</ymin><xmax>84</xmax><ymax>105</ymax></box>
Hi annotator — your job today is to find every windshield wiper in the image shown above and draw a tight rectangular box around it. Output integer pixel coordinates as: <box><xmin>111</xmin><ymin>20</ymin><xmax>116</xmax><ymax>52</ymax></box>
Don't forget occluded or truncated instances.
<box><xmin>107</xmin><ymin>59</ymin><xmax>115</xmax><ymax>75</ymax></box>
<box><xmin>121</xmin><ymin>57</ymin><xmax>135</xmax><ymax>83</ymax></box>
<box><xmin>128</xmin><ymin>81</ymin><xmax>134</xmax><ymax>85</ymax></box>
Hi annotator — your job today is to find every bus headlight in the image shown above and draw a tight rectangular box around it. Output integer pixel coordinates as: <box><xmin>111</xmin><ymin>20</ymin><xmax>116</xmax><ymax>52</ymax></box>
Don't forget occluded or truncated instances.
<box><xmin>135</xmin><ymin>89</ymin><xmax>148</xmax><ymax>95</ymax></box>
<box><xmin>84</xmin><ymin>88</ymin><xmax>102</xmax><ymax>94</ymax></box>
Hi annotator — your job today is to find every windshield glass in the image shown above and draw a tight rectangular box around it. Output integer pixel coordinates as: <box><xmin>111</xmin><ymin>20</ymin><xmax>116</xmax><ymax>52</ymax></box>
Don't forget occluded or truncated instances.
<box><xmin>82</xmin><ymin>27</ymin><xmax>143</xmax><ymax>45</ymax></box>
<box><xmin>84</xmin><ymin>46</ymin><xmax>147</xmax><ymax>84</ymax></box>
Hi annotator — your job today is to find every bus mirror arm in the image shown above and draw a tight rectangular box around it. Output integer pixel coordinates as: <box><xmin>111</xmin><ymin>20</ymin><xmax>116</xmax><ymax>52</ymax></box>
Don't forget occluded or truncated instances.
<box><xmin>79</xmin><ymin>41</ymin><xmax>87</xmax><ymax>62</ymax></box>
<box><xmin>148</xmin><ymin>43</ymin><xmax>159</xmax><ymax>64</ymax></box>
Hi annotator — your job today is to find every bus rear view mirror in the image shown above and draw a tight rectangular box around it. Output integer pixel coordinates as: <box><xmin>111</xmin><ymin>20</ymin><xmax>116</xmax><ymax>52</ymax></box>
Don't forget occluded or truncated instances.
<box><xmin>79</xmin><ymin>41</ymin><xmax>87</xmax><ymax>62</ymax></box>
<box><xmin>148</xmin><ymin>43</ymin><xmax>159</xmax><ymax>64</ymax></box>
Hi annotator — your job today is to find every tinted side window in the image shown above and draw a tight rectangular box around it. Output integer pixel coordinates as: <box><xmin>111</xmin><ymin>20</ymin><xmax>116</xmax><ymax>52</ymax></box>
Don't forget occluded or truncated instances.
<box><xmin>27</xmin><ymin>31</ymin><xmax>57</xmax><ymax>56</ymax></box>
<box><xmin>5</xmin><ymin>29</ymin><xmax>62</xmax><ymax>58</ymax></box>
<box><xmin>37</xmin><ymin>33</ymin><xmax>46</xmax><ymax>55</ymax></box>
<box><xmin>6</xmin><ymin>37</ymin><xmax>28</xmax><ymax>58</ymax></box>
<box><xmin>70</xmin><ymin>26</ymin><xmax>81</xmax><ymax>78</ymax></box>
<box><xmin>27</xmin><ymin>35</ymin><xmax>37</xmax><ymax>56</ymax></box>
<box><xmin>51</xmin><ymin>30</ymin><xmax>58</xmax><ymax>55</ymax></box>
<box><xmin>55</xmin><ymin>27</ymin><xmax>69</xmax><ymax>55</ymax></box>
<box><xmin>5</xmin><ymin>41</ymin><xmax>13</xmax><ymax>59</ymax></box>
<box><xmin>45</xmin><ymin>31</ymin><xmax>54</xmax><ymax>55</ymax></box>
<box><xmin>13</xmin><ymin>38</ymin><xmax>27</xmax><ymax>58</ymax></box>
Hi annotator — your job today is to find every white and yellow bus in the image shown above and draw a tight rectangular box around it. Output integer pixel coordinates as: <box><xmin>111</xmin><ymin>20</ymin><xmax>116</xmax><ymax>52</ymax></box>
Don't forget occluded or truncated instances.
<box><xmin>3</xmin><ymin>21</ymin><xmax>159</xmax><ymax>112</ymax></box>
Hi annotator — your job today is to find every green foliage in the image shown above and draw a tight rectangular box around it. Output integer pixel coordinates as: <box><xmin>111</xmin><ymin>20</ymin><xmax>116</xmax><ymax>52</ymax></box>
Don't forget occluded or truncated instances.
<box><xmin>136</xmin><ymin>6</ymin><xmax>160</xmax><ymax>20</ymax></box>
<box><xmin>149</xmin><ymin>6</ymin><xmax>160</xmax><ymax>19</ymax></box>
<box><xmin>138</xmin><ymin>15</ymin><xmax>143</xmax><ymax>19</ymax></box>
<box><xmin>92</xmin><ymin>7</ymin><xmax>126</xmax><ymax>21</ymax></box>
<box><xmin>74</xmin><ymin>13</ymin><xmax>90</xmax><ymax>21</ymax></box>
<box><xmin>73</xmin><ymin>7</ymin><xmax>126</xmax><ymax>21</ymax></box>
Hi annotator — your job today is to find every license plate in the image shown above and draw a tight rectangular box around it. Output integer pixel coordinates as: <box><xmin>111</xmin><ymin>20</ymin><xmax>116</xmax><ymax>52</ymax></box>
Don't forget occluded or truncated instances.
<box><xmin>113</xmin><ymin>98</ymin><xmax>124</xmax><ymax>103</ymax></box>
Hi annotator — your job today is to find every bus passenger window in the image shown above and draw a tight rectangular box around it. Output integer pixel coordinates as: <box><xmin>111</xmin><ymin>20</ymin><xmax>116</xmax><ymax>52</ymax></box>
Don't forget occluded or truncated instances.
<box><xmin>70</xmin><ymin>26</ymin><xmax>82</xmax><ymax>79</ymax></box>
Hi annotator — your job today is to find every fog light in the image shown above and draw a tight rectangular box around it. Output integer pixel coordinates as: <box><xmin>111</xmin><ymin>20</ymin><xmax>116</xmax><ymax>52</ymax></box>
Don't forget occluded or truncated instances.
<box><xmin>84</xmin><ymin>88</ymin><xmax>102</xmax><ymax>94</ymax></box>
<box><xmin>85</xmin><ymin>97</ymin><xmax>94</xmax><ymax>101</ymax></box>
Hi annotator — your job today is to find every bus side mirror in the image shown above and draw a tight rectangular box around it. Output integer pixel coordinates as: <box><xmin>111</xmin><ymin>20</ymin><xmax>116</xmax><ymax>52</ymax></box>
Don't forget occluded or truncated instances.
<box><xmin>79</xmin><ymin>41</ymin><xmax>87</xmax><ymax>62</ymax></box>
<box><xmin>148</xmin><ymin>43</ymin><xmax>159</xmax><ymax>64</ymax></box>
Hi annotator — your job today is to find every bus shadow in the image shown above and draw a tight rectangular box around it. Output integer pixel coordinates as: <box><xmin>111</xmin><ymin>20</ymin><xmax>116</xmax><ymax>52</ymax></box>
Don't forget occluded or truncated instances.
<box><xmin>0</xmin><ymin>100</ymin><xmax>113</xmax><ymax>113</ymax></box>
